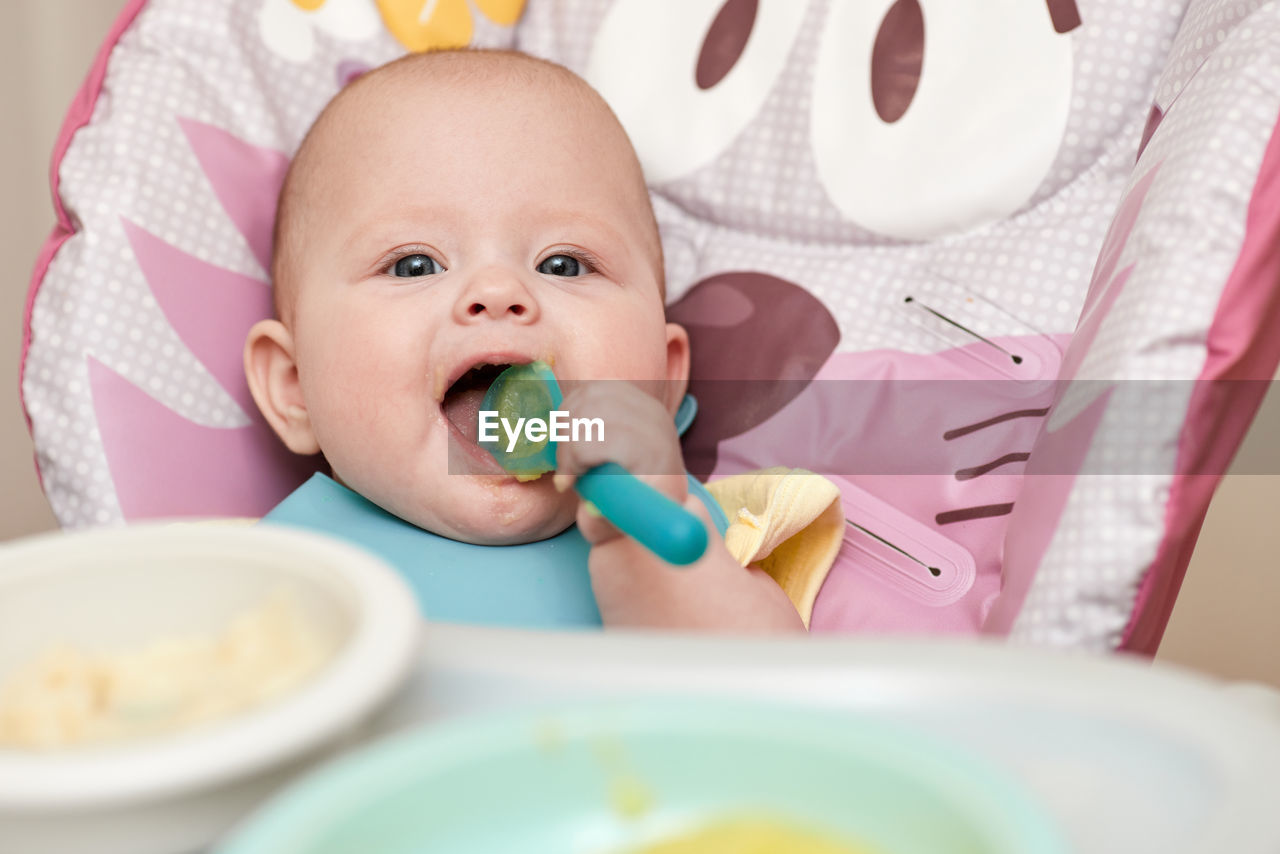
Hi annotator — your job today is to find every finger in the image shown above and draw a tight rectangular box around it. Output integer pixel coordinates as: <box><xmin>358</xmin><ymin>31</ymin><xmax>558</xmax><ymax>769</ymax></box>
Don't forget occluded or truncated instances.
<box><xmin>559</xmin><ymin>383</ymin><xmax>671</xmax><ymax>442</ymax></box>
<box><xmin>576</xmin><ymin>499</ymin><xmax>621</xmax><ymax>544</ymax></box>
<box><xmin>554</xmin><ymin>394</ymin><xmax>682</xmax><ymax>477</ymax></box>
<box><xmin>557</xmin><ymin>440</ymin><xmax>689</xmax><ymax>510</ymax></box>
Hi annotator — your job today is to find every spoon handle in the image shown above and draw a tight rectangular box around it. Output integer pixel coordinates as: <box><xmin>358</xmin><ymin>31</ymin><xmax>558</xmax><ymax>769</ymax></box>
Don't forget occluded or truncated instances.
<box><xmin>576</xmin><ymin>463</ymin><xmax>708</xmax><ymax>566</ymax></box>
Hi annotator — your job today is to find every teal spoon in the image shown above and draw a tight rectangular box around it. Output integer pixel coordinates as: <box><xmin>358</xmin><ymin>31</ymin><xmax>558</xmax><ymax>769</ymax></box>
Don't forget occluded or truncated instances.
<box><xmin>480</xmin><ymin>362</ymin><xmax>708</xmax><ymax>566</ymax></box>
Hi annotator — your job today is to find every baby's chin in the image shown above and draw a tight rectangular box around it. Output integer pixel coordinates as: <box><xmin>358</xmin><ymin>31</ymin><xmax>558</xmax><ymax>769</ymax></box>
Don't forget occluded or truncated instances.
<box><xmin>399</xmin><ymin>475</ymin><xmax>578</xmax><ymax>546</ymax></box>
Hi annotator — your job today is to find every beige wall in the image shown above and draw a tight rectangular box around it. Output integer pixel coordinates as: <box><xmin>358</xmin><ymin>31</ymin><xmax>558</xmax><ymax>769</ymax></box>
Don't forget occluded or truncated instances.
<box><xmin>0</xmin><ymin>0</ymin><xmax>121</xmax><ymax>539</ymax></box>
<box><xmin>1</xmin><ymin>0</ymin><xmax>1276</xmax><ymax>684</ymax></box>
<box><xmin>1158</xmin><ymin>390</ymin><xmax>1280</xmax><ymax>684</ymax></box>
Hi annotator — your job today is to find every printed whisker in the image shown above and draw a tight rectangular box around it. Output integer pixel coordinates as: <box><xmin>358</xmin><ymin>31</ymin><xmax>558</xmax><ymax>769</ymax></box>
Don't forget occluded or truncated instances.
<box><xmin>944</xmin><ymin>408</ymin><xmax>1049</xmax><ymax>441</ymax></box>
<box><xmin>846</xmin><ymin>518</ymin><xmax>941</xmax><ymax>577</ymax></box>
<box><xmin>935</xmin><ymin>503</ymin><xmax>1015</xmax><ymax>525</ymax></box>
<box><xmin>904</xmin><ymin>296</ymin><xmax>1023</xmax><ymax>364</ymax></box>
<box><xmin>955</xmin><ymin>452</ymin><xmax>1031</xmax><ymax>481</ymax></box>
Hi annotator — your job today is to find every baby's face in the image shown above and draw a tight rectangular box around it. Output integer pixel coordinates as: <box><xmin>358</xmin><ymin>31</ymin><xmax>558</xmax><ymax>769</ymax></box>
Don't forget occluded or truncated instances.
<box><xmin>275</xmin><ymin>68</ymin><xmax>684</xmax><ymax>544</ymax></box>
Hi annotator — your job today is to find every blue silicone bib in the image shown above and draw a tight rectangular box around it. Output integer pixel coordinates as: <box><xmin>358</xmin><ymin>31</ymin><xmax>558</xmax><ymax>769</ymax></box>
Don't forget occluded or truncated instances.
<box><xmin>261</xmin><ymin>396</ymin><xmax>727</xmax><ymax>628</ymax></box>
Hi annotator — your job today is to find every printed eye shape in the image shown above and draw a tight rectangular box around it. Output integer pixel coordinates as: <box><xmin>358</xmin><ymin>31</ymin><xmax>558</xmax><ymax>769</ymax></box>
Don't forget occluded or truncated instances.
<box><xmin>811</xmin><ymin>0</ymin><xmax>1076</xmax><ymax>240</ymax></box>
<box><xmin>1045</xmin><ymin>0</ymin><xmax>1082</xmax><ymax>34</ymax></box>
<box><xmin>584</xmin><ymin>0</ymin><xmax>806</xmax><ymax>184</ymax></box>
<box><xmin>870</xmin><ymin>0</ymin><xmax>924</xmax><ymax>124</ymax></box>
<box><xmin>869</xmin><ymin>1</ymin><xmax>1077</xmax><ymax>124</ymax></box>
<box><xmin>695</xmin><ymin>0</ymin><xmax>757</xmax><ymax>90</ymax></box>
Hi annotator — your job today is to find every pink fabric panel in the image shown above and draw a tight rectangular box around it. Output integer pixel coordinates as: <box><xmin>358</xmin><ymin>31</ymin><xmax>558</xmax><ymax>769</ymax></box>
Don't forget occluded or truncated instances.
<box><xmin>121</xmin><ymin>218</ymin><xmax>272</xmax><ymax>417</ymax></box>
<box><xmin>1120</xmin><ymin>109</ymin><xmax>1280</xmax><ymax>653</ymax></box>
<box><xmin>711</xmin><ymin>334</ymin><xmax>1070</xmax><ymax>634</ymax></box>
<box><xmin>177</xmin><ymin>118</ymin><xmax>289</xmax><ymax>274</ymax></box>
<box><xmin>87</xmin><ymin>358</ymin><xmax>317</xmax><ymax>520</ymax></box>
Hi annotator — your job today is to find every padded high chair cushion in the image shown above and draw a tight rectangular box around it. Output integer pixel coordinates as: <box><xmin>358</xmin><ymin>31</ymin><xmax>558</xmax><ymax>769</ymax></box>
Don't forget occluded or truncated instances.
<box><xmin>993</xmin><ymin>0</ymin><xmax>1280</xmax><ymax>650</ymax></box>
<box><xmin>22</xmin><ymin>0</ymin><xmax>1280</xmax><ymax>650</ymax></box>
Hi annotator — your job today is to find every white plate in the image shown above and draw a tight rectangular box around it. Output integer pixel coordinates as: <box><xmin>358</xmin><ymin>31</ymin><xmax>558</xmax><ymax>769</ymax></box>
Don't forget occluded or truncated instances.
<box><xmin>0</xmin><ymin>522</ymin><xmax>420</xmax><ymax>854</ymax></box>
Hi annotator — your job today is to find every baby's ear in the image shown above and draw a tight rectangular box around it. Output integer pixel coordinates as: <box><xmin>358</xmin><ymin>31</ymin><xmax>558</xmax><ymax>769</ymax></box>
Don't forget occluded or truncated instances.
<box><xmin>663</xmin><ymin>322</ymin><xmax>691</xmax><ymax>414</ymax></box>
<box><xmin>244</xmin><ymin>319</ymin><xmax>321</xmax><ymax>455</ymax></box>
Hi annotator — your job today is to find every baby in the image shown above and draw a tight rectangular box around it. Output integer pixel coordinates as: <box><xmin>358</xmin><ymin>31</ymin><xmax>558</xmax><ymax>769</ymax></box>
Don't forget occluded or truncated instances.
<box><xmin>245</xmin><ymin>49</ymin><xmax>804</xmax><ymax>632</ymax></box>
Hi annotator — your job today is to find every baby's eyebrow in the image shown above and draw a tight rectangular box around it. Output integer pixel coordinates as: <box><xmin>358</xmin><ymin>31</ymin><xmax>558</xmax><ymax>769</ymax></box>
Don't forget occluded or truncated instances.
<box><xmin>340</xmin><ymin>204</ymin><xmax>464</xmax><ymax>255</ymax></box>
<box><xmin>338</xmin><ymin>204</ymin><xmax>634</xmax><ymax>268</ymax></box>
<box><xmin>531</xmin><ymin>209</ymin><xmax>630</xmax><ymax>254</ymax></box>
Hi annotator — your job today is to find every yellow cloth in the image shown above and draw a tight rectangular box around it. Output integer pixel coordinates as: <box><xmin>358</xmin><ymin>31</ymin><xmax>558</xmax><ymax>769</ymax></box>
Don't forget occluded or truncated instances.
<box><xmin>705</xmin><ymin>467</ymin><xmax>844</xmax><ymax>628</ymax></box>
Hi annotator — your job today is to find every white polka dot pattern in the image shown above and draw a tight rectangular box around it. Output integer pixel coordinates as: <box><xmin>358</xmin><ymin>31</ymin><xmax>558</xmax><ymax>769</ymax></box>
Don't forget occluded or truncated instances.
<box><xmin>1155</xmin><ymin>0</ymin><xmax>1268</xmax><ymax>108</ymax></box>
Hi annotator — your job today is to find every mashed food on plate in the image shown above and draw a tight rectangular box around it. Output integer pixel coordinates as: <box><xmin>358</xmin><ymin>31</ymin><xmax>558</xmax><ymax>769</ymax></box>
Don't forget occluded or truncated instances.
<box><xmin>0</xmin><ymin>592</ymin><xmax>331</xmax><ymax>749</ymax></box>
<box><xmin>622</xmin><ymin>818</ymin><xmax>878</xmax><ymax>854</ymax></box>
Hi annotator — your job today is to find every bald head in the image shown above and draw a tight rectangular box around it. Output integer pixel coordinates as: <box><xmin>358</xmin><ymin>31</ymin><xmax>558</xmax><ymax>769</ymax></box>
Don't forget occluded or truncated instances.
<box><xmin>270</xmin><ymin>49</ymin><xmax>664</xmax><ymax>323</ymax></box>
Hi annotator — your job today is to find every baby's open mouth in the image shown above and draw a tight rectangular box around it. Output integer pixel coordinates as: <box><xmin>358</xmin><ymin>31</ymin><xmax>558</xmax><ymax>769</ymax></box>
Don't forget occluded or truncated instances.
<box><xmin>441</xmin><ymin>362</ymin><xmax>514</xmax><ymax>442</ymax></box>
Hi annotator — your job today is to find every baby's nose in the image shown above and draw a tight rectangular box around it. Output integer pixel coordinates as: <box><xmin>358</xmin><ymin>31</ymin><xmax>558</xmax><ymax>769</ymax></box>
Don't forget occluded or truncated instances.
<box><xmin>453</xmin><ymin>268</ymin><xmax>539</xmax><ymax>324</ymax></box>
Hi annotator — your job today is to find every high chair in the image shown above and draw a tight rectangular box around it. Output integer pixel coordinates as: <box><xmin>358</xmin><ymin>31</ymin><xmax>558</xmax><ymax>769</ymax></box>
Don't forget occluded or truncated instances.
<box><xmin>21</xmin><ymin>0</ymin><xmax>1280</xmax><ymax>652</ymax></box>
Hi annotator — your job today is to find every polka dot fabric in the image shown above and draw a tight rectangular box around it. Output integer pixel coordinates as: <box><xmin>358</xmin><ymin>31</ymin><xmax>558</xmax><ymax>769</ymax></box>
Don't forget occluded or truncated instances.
<box><xmin>1002</xmin><ymin>0</ymin><xmax>1280</xmax><ymax>650</ymax></box>
<box><xmin>23</xmin><ymin>0</ymin><xmax>1280</xmax><ymax>649</ymax></box>
<box><xmin>1155</xmin><ymin>0</ymin><xmax>1269</xmax><ymax>108</ymax></box>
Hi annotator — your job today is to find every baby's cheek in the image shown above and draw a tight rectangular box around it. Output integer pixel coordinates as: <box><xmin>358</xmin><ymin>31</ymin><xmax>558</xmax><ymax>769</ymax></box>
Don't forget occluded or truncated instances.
<box><xmin>587</xmin><ymin>313</ymin><xmax>670</xmax><ymax>379</ymax></box>
<box><xmin>302</xmin><ymin>337</ymin><xmax>426</xmax><ymax>454</ymax></box>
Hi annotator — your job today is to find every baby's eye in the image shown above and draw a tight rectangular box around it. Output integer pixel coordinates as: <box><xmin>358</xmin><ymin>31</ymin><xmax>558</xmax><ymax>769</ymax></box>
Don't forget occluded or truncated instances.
<box><xmin>537</xmin><ymin>254</ymin><xmax>593</xmax><ymax>277</ymax></box>
<box><xmin>390</xmin><ymin>254</ymin><xmax>443</xmax><ymax>277</ymax></box>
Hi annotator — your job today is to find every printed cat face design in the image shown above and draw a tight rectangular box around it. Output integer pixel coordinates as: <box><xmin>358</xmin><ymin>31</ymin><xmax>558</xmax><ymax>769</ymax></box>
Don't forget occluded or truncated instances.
<box><xmin>587</xmin><ymin>0</ymin><xmax>1079</xmax><ymax>239</ymax></box>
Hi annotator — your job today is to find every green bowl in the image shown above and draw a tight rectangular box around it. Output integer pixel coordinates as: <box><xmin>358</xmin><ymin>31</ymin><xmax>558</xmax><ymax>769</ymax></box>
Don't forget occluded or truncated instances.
<box><xmin>218</xmin><ymin>699</ymin><xmax>1068</xmax><ymax>854</ymax></box>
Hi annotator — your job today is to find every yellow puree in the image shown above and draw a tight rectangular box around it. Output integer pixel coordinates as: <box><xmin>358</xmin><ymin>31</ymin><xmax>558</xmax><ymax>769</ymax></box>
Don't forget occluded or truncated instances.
<box><xmin>623</xmin><ymin>818</ymin><xmax>876</xmax><ymax>854</ymax></box>
<box><xmin>534</xmin><ymin>726</ymin><xmax>877</xmax><ymax>854</ymax></box>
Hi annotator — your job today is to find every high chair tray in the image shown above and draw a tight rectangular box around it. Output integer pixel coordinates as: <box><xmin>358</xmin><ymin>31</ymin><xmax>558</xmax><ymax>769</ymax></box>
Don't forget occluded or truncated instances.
<box><xmin>361</xmin><ymin>625</ymin><xmax>1280</xmax><ymax>854</ymax></box>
